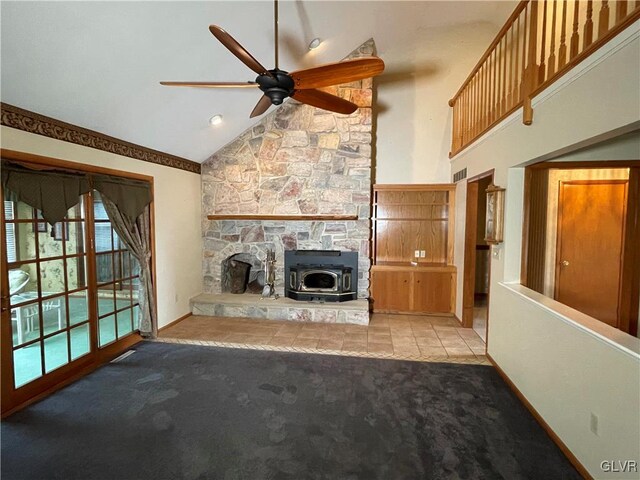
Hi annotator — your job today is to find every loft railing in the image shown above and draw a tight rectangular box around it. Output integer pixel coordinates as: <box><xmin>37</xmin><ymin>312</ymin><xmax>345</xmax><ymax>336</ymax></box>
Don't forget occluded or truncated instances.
<box><xmin>449</xmin><ymin>0</ymin><xmax>640</xmax><ymax>157</ymax></box>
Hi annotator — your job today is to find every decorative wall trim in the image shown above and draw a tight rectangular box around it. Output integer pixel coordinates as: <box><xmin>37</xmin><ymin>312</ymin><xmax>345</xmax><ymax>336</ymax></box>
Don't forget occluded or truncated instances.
<box><xmin>1</xmin><ymin>103</ymin><xmax>201</xmax><ymax>174</ymax></box>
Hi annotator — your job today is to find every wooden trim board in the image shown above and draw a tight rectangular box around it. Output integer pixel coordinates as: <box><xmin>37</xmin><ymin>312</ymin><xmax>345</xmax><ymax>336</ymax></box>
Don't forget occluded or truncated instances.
<box><xmin>1</xmin><ymin>103</ymin><xmax>200</xmax><ymax>174</ymax></box>
<box><xmin>158</xmin><ymin>313</ymin><xmax>193</xmax><ymax>333</ymax></box>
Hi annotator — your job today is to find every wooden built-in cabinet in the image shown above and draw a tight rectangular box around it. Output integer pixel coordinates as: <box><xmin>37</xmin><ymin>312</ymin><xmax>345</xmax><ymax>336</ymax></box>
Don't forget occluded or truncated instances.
<box><xmin>371</xmin><ymin>184</ymin><xmax>456</xmax><ymax>314</ymax></box>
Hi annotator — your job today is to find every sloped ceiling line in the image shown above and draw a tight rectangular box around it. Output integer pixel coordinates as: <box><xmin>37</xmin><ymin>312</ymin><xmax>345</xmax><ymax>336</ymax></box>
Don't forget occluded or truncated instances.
<box><xmin>0</xmin><ymin>103</ymin><xmax>201</xmax><ymax>174</ymax></box>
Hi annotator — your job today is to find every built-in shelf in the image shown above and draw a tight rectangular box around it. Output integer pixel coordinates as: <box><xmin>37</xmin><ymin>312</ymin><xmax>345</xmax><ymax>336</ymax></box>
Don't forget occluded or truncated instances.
<box><xmin>207</xmin><ymin>214</ymin><xmax>359</xmax><ymax>221</ymax></box>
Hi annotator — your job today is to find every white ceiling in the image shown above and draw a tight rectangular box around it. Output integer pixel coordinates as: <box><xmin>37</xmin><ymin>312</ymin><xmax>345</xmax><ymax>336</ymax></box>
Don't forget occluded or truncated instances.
<box><xmin>1</xmin><ymin>1</ymin><xmax>515</xmax><ymax>163</ymax></box>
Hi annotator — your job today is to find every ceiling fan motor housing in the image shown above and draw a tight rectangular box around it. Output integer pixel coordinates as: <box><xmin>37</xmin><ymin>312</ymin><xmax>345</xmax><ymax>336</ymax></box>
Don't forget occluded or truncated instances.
<box><xmin>257</xmin><ymin>69</ymin><xmax>294</xmax><ymax>105</ymax></box>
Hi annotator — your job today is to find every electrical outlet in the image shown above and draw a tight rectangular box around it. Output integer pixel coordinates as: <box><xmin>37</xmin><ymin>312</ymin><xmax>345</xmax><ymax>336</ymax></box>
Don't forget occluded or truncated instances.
<box><xmin>590</xmin><ymin>412</ymin><xmax>599</xmax><ymax>435</ymax></box>
<box><xmin>414</xmin><ymin>250</ymin><xmax>420</xmax><ymax>258</ymax></box>
<box><xmin>420</xmin><ymin>250</ymin><xmax>426</xmax><ymax>258</ymax></box>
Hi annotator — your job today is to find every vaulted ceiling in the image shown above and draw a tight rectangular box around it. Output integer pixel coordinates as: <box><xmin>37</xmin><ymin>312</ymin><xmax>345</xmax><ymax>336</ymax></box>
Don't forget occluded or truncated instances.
<box><xmin>1</xmin><ymin>1</ymin><xmax>515</xmax><ymax>163</ymax></box>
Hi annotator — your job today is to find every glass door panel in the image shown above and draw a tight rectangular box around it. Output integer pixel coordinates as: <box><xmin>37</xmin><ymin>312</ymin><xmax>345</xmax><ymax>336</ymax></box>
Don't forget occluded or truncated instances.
<box><xmin>93</xmin><ymin>191</ymin><xmax>139</xmax><ymax>347</ymax></box>
<box><xmin>2</xmin><ymin>169</ymin><xmax>151</xmax><ymax>415</ymax></box>
<box><xmin>5</xmin><ymin>198</ymin><xmax>91</xmax><ymax>389</ymax></box>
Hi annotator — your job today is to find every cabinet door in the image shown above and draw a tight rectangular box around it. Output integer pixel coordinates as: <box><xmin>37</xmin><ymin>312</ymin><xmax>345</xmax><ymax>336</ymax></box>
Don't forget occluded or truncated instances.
<box><xmin>371</xmin><ymin>270</ymin><xmax>412</xmax><ymax>312</ymax></box>
<box><xmin>412</xmin><ymin>272</ymin><xmax>453</xmax><ymax>313</ymax></box>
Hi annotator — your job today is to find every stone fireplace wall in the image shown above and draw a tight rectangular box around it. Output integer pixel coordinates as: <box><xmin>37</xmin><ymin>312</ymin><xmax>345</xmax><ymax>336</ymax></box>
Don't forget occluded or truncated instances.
<box><xmin>202</xmin><ymin>39</ymin><xmax>375</xmax><ymax>299</ymax></box>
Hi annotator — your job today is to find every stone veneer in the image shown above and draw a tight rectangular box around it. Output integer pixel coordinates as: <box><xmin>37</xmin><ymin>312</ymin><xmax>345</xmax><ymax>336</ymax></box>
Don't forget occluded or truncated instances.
<box><xmin>201</xmin><ymin>39</ymin><xmax>376</xmax><ymax>303</ymax></box>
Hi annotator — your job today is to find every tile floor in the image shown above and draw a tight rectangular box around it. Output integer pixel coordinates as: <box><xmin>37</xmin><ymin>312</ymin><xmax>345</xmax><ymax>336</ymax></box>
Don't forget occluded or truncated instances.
<box><xmin>158</xmin><ymin>313</ymin><xmax>487</xmax><ymax>364</ymax></box>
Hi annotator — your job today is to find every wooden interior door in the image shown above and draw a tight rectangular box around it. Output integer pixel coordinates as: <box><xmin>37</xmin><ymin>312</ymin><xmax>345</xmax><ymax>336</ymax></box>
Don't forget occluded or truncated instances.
<box><xmin>555</xmin><ymin>180</ymin><xmax>628</xmax><ymax>327</ymax></box>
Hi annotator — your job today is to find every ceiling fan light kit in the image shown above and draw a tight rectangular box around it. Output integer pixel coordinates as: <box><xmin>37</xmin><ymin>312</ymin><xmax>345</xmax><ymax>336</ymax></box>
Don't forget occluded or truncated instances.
<box><xmin>160</xmin><ymin>0</ymin><xmax>384</xmax><ymax>118</ymax></box>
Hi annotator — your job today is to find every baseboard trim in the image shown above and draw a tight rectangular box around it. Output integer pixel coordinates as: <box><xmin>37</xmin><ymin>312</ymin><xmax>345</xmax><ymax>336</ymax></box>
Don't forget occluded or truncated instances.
<box><xmin>158</xmin><ymin>312</ymin><xmax>192</xmax><ymax>333</ymax></box>
<box><xmin>486</xmin><ymin>353</ymin><xmax>592</xmax><ymax>480</ymax></box>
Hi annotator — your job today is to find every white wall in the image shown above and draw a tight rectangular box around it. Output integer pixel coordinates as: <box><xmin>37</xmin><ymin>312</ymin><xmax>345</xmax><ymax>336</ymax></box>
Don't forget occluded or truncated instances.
<box><xmin>374</xmin><ymin>21</ymin><xmax>507</xmax><ymax>184</ymax></box>
<box><xmin>450</xmin><ymin>22</ymin><xmax>640</xmax><ymax>478</ymax></box>
<box><xmin>1</xmin><ymin>126</ymin><xmax>203</xmax><ymax>329</ymax></box>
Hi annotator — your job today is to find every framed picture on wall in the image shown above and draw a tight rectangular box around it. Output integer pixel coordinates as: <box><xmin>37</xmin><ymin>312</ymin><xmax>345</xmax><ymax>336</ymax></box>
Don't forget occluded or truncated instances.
<box><xmin>53</xmin><ymin>223</ymin><xmax>69</xmax><ymax>242</ymax></box>
<box><xmin>34</xmin><ymin>212</ymin><xmax>48</xmax><ymax>233</ymax></box>
<box><xmin>484</xmin><ymin>183</ymin><xmax>505</xmax><ymax>245</ymax></box>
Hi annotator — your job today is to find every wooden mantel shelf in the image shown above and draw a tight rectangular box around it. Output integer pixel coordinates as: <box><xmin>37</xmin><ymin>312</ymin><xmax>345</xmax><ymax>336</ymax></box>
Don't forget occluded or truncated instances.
<box><xmin>207</xmin><ymin>214</ymin><xmax>358</xmax><ymax>221</ymax></box>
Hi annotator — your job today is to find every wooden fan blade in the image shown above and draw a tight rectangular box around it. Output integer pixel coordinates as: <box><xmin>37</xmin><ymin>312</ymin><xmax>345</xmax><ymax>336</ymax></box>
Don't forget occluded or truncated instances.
<box><xmin>289</xmin><ymin>57</ymin><xmax>385</xmax><ymax>89</ymax></box>
<box><xmin>291</xmin><ymin>89</ymin><xmax>358</xmax><ymax>115</ymax></box>
<box><xmin>209</xmin><ymin>25</ymin><xmax>273</xmax><ymax>78</ymax></box>
<box><xmin>160</xmin><ymin>81</ymin><xmax>259</xmax><ymax>88</ymax></box>
<box><xmin>250</xmin><ymin>95</ymin><xmax>273</xmax><ymax>118</ymax></box>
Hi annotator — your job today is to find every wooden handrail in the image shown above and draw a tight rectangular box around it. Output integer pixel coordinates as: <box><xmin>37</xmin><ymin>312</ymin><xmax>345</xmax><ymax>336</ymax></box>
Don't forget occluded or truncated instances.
<box><xmin>449</xmin><ymin>0</ymin><xmax>640</xmax><ymax>158</ymax></box>
<box><xmin>449</xmin><ymin>1</ymin><xmax>529</xmax><ymax>106</ymax></box>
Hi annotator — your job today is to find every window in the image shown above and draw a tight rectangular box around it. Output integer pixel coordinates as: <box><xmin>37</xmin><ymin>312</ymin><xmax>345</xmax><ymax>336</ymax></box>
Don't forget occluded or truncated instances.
<box><xmin>4</xmin><ymin>201</ymin><xmax>17</xmax><ymax>262</ymax></box>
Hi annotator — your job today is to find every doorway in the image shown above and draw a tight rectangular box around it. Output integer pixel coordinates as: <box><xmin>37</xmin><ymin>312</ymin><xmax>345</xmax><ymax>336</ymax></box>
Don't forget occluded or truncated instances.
<box><xmin>462</xmin><ymin>171</ymin><xmax>494</xmax><ymax>343</ymax></box>
<box><xmin>1</xmin><ymin>153</ymin><xmax>151</xmax><ymax>415</ymax></box>
<box><xmin>522</xmin><ymin>162</ymin><xmax>639</xmax><ymax>336</ymax></box>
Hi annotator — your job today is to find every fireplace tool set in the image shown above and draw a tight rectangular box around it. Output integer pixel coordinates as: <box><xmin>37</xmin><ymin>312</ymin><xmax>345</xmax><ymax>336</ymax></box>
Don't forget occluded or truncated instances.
<box><xmin>261</xmin><ymin>249</ymin><xmax>278</xmax><ymax>299</ymax></box>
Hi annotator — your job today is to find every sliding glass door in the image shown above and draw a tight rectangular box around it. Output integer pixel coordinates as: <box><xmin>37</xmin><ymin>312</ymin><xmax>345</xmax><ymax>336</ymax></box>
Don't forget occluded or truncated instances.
<box><xmin>1</xmin><ymin>190</ymin><xmax>142</xmax><ymax>411</ymax></box>
<box><xmin>5</xmin><ymin>198</ymin><xmax>92</xmax><ymax>388</ymax></box>
<box><xmin>93</xmin><ymin>191</ymin><xmax>140</xmax><ymax>347</ymax></box>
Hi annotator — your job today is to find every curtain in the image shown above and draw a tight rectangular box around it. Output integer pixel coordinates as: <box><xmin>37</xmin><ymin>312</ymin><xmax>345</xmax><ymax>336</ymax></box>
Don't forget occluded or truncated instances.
<box><xmin>1</xmin><ymin>163</ymin><xmax>90</xmax><ymax>225</ymax></box>
<box><xmin>1</xmin><ymin>161</ymin><xmax>152</xmax><ymax>224</ymax></box>
<box><xmin>92</xmin><ymin>174</ymin><xmax>152</xmax><ymax>221</ymax></box>
<box><xmin>101</xmin><ymin>196</ymin><xmax>157</xmax><ymax>338</ymax></box>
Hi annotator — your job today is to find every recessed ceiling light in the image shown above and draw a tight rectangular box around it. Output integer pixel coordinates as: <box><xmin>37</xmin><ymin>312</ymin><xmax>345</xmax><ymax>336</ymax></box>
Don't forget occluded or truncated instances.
<box><xmin>209</xmin><ymin>114</ymin><xmax>223</xmax><ymax>126</ymax></box>
<box><xmin>308</xmin><ymin>38</ymin><xmax>322</xmax><ymax>50</ymax></box>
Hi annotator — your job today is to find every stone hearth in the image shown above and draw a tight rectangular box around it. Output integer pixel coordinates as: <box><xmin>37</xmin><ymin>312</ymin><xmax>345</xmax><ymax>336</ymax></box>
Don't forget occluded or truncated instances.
<box><xmin>191</xmin><ymin>293</ymin><xmax>369</xmax><ymax>325</ymax></box>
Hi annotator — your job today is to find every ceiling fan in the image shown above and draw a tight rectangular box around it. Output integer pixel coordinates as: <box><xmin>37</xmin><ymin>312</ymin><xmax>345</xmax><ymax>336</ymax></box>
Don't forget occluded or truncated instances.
<box><xmin>160</xmin><ymin>0</ymin><xmax>385</xmax><ymax>118</ymax></box>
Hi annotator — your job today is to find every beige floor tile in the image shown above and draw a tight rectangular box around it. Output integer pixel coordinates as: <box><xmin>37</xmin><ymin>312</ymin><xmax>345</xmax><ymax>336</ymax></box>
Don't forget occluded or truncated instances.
<box><xmin>419</xmin><ymin>345</ymin><xmax>448</xmax><ymax>356</ymax></box>
<box><xmin>367</xmin><ymin>326</ymin><xmax>391</xmax><ymax>334</ymax></box>
<box><xmin>200</xmin><ymin>331</ymin><xmax>231</xmax><ymax>341</ymax></box>
<box><xmin>273</xmin><ymin>329</ymin><xmax>299</xmax><ymax>338</ymax></box>
<box><xmin>243</xmin><ymin>335</ymin><xmax>272</xmax><ymax>345</ymax></box>
<box><xmin>320</xmin><ymin>331</ymin><xmax>346</xmax><ymax>341</ymax></box>
<box><xmin>159</xmin><ymin>314</ymin><xmax>487</xmax><ymax>363</ymax></box>
<box><xmin>267</xmin><ymin>336</ymin><xmax>295</xmax><ymax>347</ymax></box>
<box><xmin>464</xmin><ymin>340</ymin><xmax>486</xmax><ymax>350</ymax></box>
<box><xmin>368</xmin><ymin>333</ymin><xmax>392</xmax><ymax>344</ymax></box>
<box><xmin>368</xmin><ymin>342</ymin><xmax>394</xmax><ymax>354</ymax></box>
<box><xmin>224</xmin><ymin>333</ymin><xmax>254</xmax><ymax>343</ymax></box>
<box><xmin>344</xmin><ymin>324</ymin><xmax>368</xmax><ymax>333</ymax></box>
<box><xmin>292</xmin><ymin>338</ymin><xmax>320</xmax><ymax>349</ymax></box>
<box><xmin>342</xmin><ymin>341</ymin><xmax>368</xmax><ymax>353</ymax></box>
<box><xmin>344</xmin><ymin>332</ymin><xmax>367</xmax><ymax>343</ymax></box>
<box><xmin>444</xmin><ymin>346</ymin><xmax>475</xmax><ymax>356</ymax></box>
<box><xmin>433</xmin><ymin>325</ymin><xmax>459</xmax><ymax>334</ymax></box>
<box><xmin>297</xmin><ymin>330</ymin><xmax>324</xmax><ymax>339</ymax></box>
<box><xmin>301</xmin><ymin>324</ymin><xmax>328</xmax><ymax>332</ymax></box>
<box><xmin>413</xmin><ymin>330</ymin><xmax>440</xmax><ymax>340</ymax></box>
<box><xmin>395</xmin><ymin>345</ymin><xmax>421</xmax><ymax>356</ymax></box>
<box><xmin>317</xmin><ymin>339</ymin><xmax>344</xmax><ymax>350</ymax></box>
<box><xmin>368</xmin><ymin>317</ymin><xmax>389</xmax><ymax>327</ymax></box>
<box><xmin>457</xmin><ymin>330</ymin><xmax>482</xmax><ymax>341</ymax></box>
<box><xmin>391</xmin><ymin>335</ymin><xmax>418</xmax><ymax>346</ymax></box>
<box><xmin>325</xmin><ymin>324</ymin><xmax>347</xmax><ymax>332</ymax></box>
<box><xmin>415</xmin><ymin>336</ymin><xmax>444</xmax><ymax>348</ymax></box>
<box><xmin>429</xmin><ymin>317</ymin><xmax>461</xmax><ymax>327</ymax></box>
<box><xmin>439</xmin><ymin>337</ymin><xmax>468</xmax><ymax>348</ymax></box>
